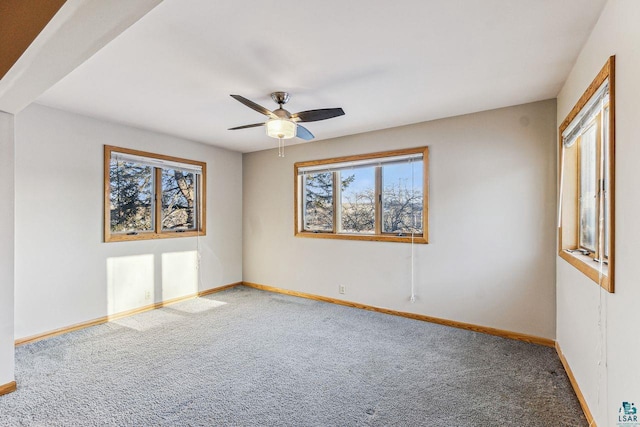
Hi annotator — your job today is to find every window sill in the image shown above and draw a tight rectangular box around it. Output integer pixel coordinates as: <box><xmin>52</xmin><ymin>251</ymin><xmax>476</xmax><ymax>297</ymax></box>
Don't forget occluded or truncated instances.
<box><xmin>296</xmin><ymin>231</ymin><xmax>428</xmax><ymax>244</ymax></box>
<box><xmin>558</xmin><ymin>249</ymin><xmax>612</xmax><ymax>292</ymax></box>
<box><xmin>105</xmin><ymin>230</ymin><xmax>206</xmax><ymax>243</ymax></box>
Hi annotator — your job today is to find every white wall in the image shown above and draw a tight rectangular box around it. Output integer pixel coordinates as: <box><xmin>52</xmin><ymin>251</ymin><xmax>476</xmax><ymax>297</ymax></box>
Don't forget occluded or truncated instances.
<box><xmin>14</xmin><ymin>104</ymin><xmax>243</xmax><ymax>340</ymax></box>
<box><xmin>0</xmin><ymin>112</ymin><xmax>15</xmax><ymax>387</ymax></box>
<box><xmin>556</xmin><ymin>1</ymin><xmax>640</xmax><ymax>425</ymax></box>
<box><xmin>243</xmin><ymin>100</ymin><xmax>558</xmax><ymax>339</ymax></box>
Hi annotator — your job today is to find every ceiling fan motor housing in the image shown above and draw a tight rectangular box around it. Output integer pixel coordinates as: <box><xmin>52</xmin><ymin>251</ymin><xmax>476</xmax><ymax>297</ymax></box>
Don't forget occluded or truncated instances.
<box><xmin>271</xmin><ymin>91</ymin><xmax>290</xmax><ymax>106</ymax></box>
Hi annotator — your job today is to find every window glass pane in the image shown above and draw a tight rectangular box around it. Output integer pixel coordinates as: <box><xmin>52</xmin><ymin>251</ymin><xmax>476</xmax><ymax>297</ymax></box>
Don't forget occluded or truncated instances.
<box><xmin>579</xmin><ymin>125</ymin><xmax>597</xmax><ymax>251</ymax></box>
<box><xmin>303</xmin><ymin>172</ymin><xmax>334</xmax><ymax>232</ymax></box>
<box><xmin>339</xmin><ymin>167</ymin><xmax>375</xmax><ymax>233</ymax></box>
<box><xmin>603</xmin><ymin>107</ymin><xmax>610</xmax><ymax>258</ymax></box>
<box><xmin>162</xmin><ymin>169</ymin><xmax>197</xmax><ymax>230</ymax></box>
<box><xmin>109</xmin><ymin>160</ymin><xmax>153</xmax><ymax>233</ymax></box>
<box><xmin>382</xmin><ymin>161</ymin><xmax>423</xmax><ymax>234</ymax></box>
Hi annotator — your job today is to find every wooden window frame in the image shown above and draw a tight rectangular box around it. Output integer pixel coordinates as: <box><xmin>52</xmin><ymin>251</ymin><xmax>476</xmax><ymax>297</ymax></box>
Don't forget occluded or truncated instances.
<box><xmin>104</xmin><ymin>145</ymin><xmax>206</xmax><ymax>242</ymax></box>
<box><xmin>558</xmin><ymin>56</ymin><xmax>615</xmax><ymax>292</ymax></box>
<box><xmin>294</xmin><ymin>146</ymin><xmax>429</xmax><ymax>244</ymax></box>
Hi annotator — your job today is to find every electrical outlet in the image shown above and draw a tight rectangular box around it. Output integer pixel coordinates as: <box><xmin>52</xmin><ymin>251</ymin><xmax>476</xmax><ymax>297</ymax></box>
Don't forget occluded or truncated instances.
<box><xmin>144</xmin><ymin>290</ymin><xmax>151</xmax><ymax>300</ymax></box>
<box><xmin>338</xmin><ymin>285</ymin><xmax>346</xmax><ymax>294</ymax></box>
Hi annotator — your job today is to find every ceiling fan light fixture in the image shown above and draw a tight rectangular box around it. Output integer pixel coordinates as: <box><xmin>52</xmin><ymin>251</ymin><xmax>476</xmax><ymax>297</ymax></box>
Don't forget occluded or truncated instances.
<box><xmin>266</xmin><ymin>118</ymin><xmax>297</xmax><ymax>139</ymax></box>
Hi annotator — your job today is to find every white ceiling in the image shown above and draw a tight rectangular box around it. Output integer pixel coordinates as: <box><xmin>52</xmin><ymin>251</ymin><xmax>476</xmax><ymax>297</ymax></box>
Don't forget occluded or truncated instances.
<box><xmin>35</xmin><ymin>0</ymin><xmax>606</xmax><ymax>153</ymax></box>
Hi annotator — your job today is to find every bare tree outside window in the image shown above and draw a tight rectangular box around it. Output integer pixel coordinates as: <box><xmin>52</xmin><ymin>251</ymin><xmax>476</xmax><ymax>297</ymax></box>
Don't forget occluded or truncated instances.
<box><xmin>340</xmin><ymin>168</ymin><xmax>375</xmax><ymax>233</ymax></box>
<box><xmin>382</xmin><ymin>161</ymin><xmax>423</xmax><ymax>234</ymax></box>
<box><xmin>109</xmin><ymin>160</ymin><xmax>153</xmax><ymax>233</ymax></box>
<box><xmin>162</xmin><ymin>169</ymin><xmax>197</xmax><ymax>230</ymax></box>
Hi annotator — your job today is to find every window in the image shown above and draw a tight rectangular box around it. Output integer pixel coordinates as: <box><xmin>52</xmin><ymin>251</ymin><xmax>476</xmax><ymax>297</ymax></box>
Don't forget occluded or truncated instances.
<box><xmin>558</xmin><ymin>56</ymin><xmax>615</xmax><ymax>292</ymax></box>
<box><xmin>295</xmin><ymin>147</ymin><xmax>428</xmax><ymax>243</ymax></box>
<box><xmin>104</xmin><ymin>145</ymin><xmax>206</xmax><ymax>242</ymax></box>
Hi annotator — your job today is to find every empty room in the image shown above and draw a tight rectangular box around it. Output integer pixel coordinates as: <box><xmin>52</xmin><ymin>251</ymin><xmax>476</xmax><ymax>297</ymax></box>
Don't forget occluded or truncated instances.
<box><xmin>1</xmin><ymin>0</ymin><xmax>639</xmax><ymax>426</ymax></box>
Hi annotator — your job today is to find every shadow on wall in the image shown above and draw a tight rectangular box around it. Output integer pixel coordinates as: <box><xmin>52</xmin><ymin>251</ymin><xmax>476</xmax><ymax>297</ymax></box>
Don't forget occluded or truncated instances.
<box><xmin>106</xmin><ymin>251</ymin><xmax>199</xmax><ymax>315</ymax></box>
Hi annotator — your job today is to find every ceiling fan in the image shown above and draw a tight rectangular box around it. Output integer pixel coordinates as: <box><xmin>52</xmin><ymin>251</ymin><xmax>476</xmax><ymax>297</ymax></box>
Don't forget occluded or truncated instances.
<box><xmin>228</xmin><ymin>92</ymin><xmax>345</xmax><ymax>145</ymax></box>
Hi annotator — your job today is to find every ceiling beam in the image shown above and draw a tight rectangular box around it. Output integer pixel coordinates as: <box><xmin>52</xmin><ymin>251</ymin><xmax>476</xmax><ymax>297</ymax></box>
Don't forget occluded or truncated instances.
<box><xmin>0</xmin><ymin>0</ymin><xmax>67</xmax><ymax>81</ymax></box>
<box><xmin>0</xmin><ymin>0</ymin><xmax>163</xmax><ymax>114</ymax></box>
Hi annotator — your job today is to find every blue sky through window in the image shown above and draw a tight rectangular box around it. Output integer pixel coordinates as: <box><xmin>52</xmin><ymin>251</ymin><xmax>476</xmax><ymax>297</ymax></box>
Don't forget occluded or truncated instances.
<box><xmin>340</xmin><ymin>161</ymin><xmax>423</xmax><ymax>195</ymax></box>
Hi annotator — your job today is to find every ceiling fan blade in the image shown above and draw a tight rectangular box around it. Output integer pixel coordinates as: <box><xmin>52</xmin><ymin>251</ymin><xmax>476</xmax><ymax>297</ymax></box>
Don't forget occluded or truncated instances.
<box><xmin>296</xmin><ymin>125</ymin><xmax>314</xmax><ymax>141</ymax></box>
<box><xmin>291</xmin><ymin>108</ymin><xmax>345</xmax><ymax>123</ymax></box>
<box><xmin>230</xmin><ymin>95</ymin><xmax>278</xmax><ymax>119</ymax></box>
<box><xmin>228</xmin><ymin>123</ymin><xmax>265</xmax><ymax>130</ymax></box>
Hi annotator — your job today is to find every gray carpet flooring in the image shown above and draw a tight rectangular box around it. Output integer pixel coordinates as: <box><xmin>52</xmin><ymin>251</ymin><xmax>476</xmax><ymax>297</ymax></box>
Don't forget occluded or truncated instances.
<box><xmin>1</xmin><ymin>286</ymin><xmax>586</xmax><ymax>426</ymax></box>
